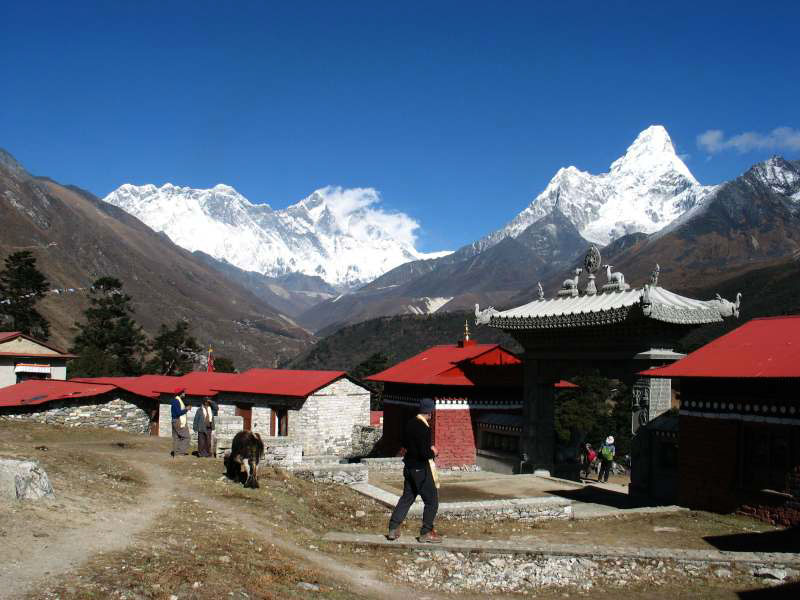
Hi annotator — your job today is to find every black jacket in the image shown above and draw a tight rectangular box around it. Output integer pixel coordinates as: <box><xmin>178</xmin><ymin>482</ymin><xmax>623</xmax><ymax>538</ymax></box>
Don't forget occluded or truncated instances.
<box><xmin>402</xmin><ymin>417</ymin><xmax>435</xmax><ymax>469</ymax></box>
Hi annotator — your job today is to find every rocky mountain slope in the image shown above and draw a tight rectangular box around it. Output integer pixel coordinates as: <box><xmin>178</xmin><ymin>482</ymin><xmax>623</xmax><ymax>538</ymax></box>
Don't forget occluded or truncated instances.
<box><xmin>103</xmin><ymin>183</ymin><xmax>450</xmax><ymax>289</ymax></box>
<box><xmin>0</xmin><ymin>149</ymin><xmax>311</xmax><ymax>369</ymax></box>
<box><xmin>300</xmin><ymin>210</ymin><xmax>590</xmax><ymax>333</ymax></box>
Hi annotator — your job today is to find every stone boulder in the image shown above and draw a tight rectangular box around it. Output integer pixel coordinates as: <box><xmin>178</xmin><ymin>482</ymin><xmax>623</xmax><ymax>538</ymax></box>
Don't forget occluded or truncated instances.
<box><xmin>0</xmin><ymin>459</ymin><xmax>55</xmax><ymax>500</ymax></box>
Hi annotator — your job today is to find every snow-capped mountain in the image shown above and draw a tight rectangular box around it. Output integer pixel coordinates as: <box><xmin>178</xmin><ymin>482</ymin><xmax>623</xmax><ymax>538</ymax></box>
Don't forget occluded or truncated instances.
<box><xmin>103</xmin><ymin>183</ymin><xmax>450</xmax><ymax>289</ymax></box>
<box><xmin>481</xmin><ymin>125</ymin><xmax>716</xmax><ymax>247</ymax></box>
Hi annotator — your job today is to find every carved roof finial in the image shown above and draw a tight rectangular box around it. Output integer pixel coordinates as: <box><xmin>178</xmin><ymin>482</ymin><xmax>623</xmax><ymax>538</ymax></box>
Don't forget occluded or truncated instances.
<box><xmin>650</xmin><ymin>263</ymin><xmax>660</xmax><ymax>287</ymax></box>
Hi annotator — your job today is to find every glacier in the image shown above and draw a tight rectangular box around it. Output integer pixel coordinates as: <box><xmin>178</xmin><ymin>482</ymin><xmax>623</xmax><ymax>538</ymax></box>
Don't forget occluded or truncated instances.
<box><xmin>103</xmin><ymin>183</ymin><xmax>451</xmax><ymax>289</ymax></box>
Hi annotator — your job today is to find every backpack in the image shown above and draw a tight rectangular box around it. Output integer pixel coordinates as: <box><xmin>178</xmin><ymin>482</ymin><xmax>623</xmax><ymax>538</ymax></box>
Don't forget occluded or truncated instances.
<box><xmin>601</xmin><ymin>445</ymin><xmax>614</xmax><ymax>461</ymax></box>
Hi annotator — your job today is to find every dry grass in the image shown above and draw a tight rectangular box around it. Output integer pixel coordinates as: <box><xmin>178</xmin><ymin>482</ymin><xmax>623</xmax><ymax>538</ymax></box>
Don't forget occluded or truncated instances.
<box><xmin>33</xmin><ymin>496</ymin><xmax>371</xmax><ymax>600</ymax></box>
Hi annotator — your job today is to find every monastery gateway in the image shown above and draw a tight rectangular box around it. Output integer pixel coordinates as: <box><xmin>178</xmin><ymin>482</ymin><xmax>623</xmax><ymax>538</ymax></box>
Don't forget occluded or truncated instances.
<box><xmin>475</xmin><ymin>246</ymin><xmax>742</xmax><ymax>498</ymax></box>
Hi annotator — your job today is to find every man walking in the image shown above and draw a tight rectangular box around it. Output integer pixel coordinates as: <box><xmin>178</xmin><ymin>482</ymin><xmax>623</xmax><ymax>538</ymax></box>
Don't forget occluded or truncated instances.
<box><xmin>386</xmin><ymin>398</ymin><xmax>441</xmax><ymax>543</ymax></box>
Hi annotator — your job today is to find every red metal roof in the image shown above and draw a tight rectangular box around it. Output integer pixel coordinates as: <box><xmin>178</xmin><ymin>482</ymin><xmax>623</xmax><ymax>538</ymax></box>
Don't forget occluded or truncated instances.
<box><xmin>73</xmin><ymin>370</ymin><xmax>349</xmax><ymax>399</ymax></box>
<box><xmin>71</xmin><ymin>375</ymin><xmax>178</xmax><ymax>399</ymax></box>
<box><xmin>640</xmin><ymin>316</ymin><xmax>800</xmax><ymax>379</ymax></box>
<box><xmin>0</xmin><ymin>380</ymin><xmax>116</xmax><ymax>408</ymax></box>
<box><xmin>365</xmin><ymin>344</ymin><xmax>521</xmax><ymax>387</ymax></box>
<box><xmin>555</xmin><ymin>380</ymin><xmax>579</xmax><ymax>389</ymax></box>
<box><xmin>225</xmin><ymin>369</ymin><xmax>348</xmax><ymax>397</ymax></box>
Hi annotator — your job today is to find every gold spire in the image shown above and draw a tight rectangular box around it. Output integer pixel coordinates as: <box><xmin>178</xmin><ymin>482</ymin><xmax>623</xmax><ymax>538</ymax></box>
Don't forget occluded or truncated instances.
<box><xmin>463</xmin><ymin>319</ymin><xmax>470</xmax><ymax>342</ymax></box>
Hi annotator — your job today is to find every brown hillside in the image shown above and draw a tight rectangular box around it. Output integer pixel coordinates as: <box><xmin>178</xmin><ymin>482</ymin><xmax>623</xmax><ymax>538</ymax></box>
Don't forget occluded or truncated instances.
<box><xmin>0</xmin><ymin>150</ymin><xmax>311</xmax><ymax>368</ymax></box>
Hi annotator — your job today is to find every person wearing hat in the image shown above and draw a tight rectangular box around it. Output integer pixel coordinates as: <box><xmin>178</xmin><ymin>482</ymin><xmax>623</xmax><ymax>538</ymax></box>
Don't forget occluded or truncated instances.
<box><xmin>386</xmin><ymin>397</ymin><xmax>441</xmax><ymax>543</ymax></box>
<box><xmin>170</xmin><ymin>388</ymin><xmax>191</xmax><ymax>457</ymax></box>
<box><xmin>598</xmin><ymin>435</ymin><xmax>616</xmax><ymax>483</ymax></box>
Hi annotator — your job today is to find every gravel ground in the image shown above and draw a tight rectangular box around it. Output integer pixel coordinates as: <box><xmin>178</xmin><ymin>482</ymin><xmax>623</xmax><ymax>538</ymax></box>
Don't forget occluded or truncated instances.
<box><xmin>392</xmin><ymin>550</ymin><xmax>799</xmax><ymax>594</ymax></box>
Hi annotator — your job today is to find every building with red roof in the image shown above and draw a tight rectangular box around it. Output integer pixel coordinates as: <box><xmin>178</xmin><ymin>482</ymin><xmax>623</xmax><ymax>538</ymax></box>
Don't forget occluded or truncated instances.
<box><xmin>8</xmin><ymin>368</ymin><xmax>371</xmax><ymax>457</ymax></box>
<box><xmin>641</xmin><ymin>316</ymin><xmax>800</xmax><ymax>526</ymax></box>
<box><xmin>0</xmin><ymin>332</ymin><xmax>76</xmax><ymax>389</ymax></box>
<box><xmin>366</xmin><ymin>329</ymin><xmax>529</xmax><ymax>471</ymax></box>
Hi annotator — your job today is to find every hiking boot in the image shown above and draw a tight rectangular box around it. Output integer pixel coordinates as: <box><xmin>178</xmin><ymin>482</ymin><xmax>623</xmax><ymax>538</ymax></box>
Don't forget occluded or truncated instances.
<box><xmin>386</xmin><ymin>529</ymin><xmax>400</xmax><ymax>541</ymax></box>
<box><xmin>418</xmin><ymin>530</ymin><xmax>443</xmax><ymax>544</ymax></box>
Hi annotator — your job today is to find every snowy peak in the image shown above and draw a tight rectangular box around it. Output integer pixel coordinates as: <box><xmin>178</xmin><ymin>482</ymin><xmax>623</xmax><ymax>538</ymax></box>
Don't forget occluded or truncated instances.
<box><xmin>482</xmin><ymin>125</ymin><xmax>713</xmax><ymax>247</ymax></box>
<box><xmin>747</xmin><ymin>156</ymin><xmax>800</xmax><ymax>200</ymax></box>
<box><xmin>610</xmin><ymin>125</ymin><xmax>697</xmax><ymax>184</ymax></box>
<box><xmin>103</xmin><ymin>183</ymin><xmax>450</xmax><ymax>289</ymax></box>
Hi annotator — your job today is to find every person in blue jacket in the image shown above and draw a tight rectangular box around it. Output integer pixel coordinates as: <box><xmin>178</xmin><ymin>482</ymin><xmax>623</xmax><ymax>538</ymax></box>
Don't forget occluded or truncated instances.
<box><xmin>170</xmin><ymin>388</ymin><xmax>191</xmax><ymax>457</ymax></box>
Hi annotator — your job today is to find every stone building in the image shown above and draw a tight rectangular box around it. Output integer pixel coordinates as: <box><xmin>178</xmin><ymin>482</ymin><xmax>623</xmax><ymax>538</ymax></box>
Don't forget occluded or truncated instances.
<box><xmin>0</xmin><ymin>332</ymin><xmax>74</xmax><ymax>388</ymax></box>
<box><xmin>366</xmin><ymin>330</ymin><xmax>527</xmax><ymax>471</ymax></box>
<box><xmin>641</xmin><ymin>316</ymin><xmax>800</xmax><ymax>525</ymax></box>
<box><xmin>0</xmin><ymin>379</ymin><xmax>158</xmax><ymax>433</ymax></box>
<box><xmin>1</xmin><ymin>369</ymin><xmax>371</xmax><ymax>458</ymax></box>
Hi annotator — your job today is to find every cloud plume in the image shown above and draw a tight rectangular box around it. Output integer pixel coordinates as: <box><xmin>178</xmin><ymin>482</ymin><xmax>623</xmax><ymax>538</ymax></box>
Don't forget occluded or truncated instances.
<box><xmin>697</xmin><ymin>127</ymin><xmax>800</xmax><ymax>155</ymax></box>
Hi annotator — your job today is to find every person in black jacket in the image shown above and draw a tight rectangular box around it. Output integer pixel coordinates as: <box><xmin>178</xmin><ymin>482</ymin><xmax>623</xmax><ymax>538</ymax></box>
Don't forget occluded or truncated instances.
<box><xmin>386</xmin><ymin>397</ymin><xmax>441</xmax><ymax>543</ymax></box>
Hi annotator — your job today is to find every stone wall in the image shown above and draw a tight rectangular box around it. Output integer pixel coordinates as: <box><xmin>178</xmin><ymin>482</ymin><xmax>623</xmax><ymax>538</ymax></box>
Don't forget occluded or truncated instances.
<box><xmin>291</xmin><ymin>463</ymin><xmax>368</xmax><ymax>485</ymax></box>
<box><xmin>261</xmin><ymin>437</ymin><xmax>303</xmax><ymax>467</ymax></box>
<box><xmin>0</xmin><ymin>395</ymin><xmax>153</xmax><ymax>434</ymax></box>
<box><xmin>351</xmin><ymin>425</ymin><xmax>382</xmax><ymax>458</ymax></box>
<box><xmin>295</xmin><ymin>378</ymin><xmax>370</xmax><ymax>456</ymax></box>
<box><xmin>214</xmin><ymin>415</ymin><xmax>244</xmax><ymax>458</ymax></box>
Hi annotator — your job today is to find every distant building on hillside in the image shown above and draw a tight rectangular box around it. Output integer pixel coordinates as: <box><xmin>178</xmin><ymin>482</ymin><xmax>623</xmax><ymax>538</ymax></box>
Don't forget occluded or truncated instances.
<box><xmin>366</xmin><ymin>325</ymin><xmax>575</xmax><ymax>473</ymax></box>
<box><xmin>0</xmin><ymin>332</ymin><xmax>75</xmax><ymax>388</ymax></box>
<box><xmin>642</xmin><ymin>316</ymin><xmax>800</xmax><ymax>526</ymax></box>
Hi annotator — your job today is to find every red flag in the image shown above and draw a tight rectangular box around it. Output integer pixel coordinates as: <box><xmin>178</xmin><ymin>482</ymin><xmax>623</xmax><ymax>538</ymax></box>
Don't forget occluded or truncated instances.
<box><xmin>207</xmin><ymin>346</ymin><xmax>214</xmax><ymax>373</ymax></box>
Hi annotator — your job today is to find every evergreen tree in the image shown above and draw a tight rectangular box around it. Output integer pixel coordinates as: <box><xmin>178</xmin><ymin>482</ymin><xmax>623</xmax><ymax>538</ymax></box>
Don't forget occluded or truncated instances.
<box><xmin>213</xmin><ymin>356</ymin><xmax>236</xmax><ymax>373</ymax></box>
<box><xmin>0</xmin><ymin>251</ymin><xmax>51</xmax><ymax>339</ymax></box>
<box><xmin>145</xmin><ymin>320</ymin><xmax>201</xmax><ymax>375</ymax></box>
<box><xmin>350</xmin><ymin>352</ymin><xmax>389</xmax><ymax>381</ymax></box>
<box><xmin>69</xmin><ymin>277</ymin><xmax>147</xmax><ymax>377</ymax></box>
<box><xmin>554</xmin><ymin>372</ymin><xmax>630</xmax><ymax>454</ymax></box>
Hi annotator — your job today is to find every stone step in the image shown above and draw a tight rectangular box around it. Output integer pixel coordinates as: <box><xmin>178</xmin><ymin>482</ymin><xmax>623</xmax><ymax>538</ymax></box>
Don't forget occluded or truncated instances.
<box><xmin>321</xmin><ymin>532</ymin><xmax>800</xmax><ymax>566</ymax></box>
<box><xmin>291</xmin><ymin>463</ymin><xmax>368</xmax><ymax>486</ymax></box>
<box><xmin>301</xmin><ymin>454</ymin><xmax>346</xmax><ymax>466</ymax></box>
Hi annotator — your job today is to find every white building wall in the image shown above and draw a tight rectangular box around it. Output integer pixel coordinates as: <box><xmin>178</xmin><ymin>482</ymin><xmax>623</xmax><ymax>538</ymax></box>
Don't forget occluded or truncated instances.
<box><xmin>295</xmin><ymin>378</ymin><xmax>370</xmax><ymax>456</ymax></box>
<box><xmin>0</xmin><ymin>359</ymin><xmax>16</xmax><ymax>389</ymax></box>
<box><xmin>0</xmin><ymin>357</ymin><xmax>68</xmax><ymax>389</ymax></box>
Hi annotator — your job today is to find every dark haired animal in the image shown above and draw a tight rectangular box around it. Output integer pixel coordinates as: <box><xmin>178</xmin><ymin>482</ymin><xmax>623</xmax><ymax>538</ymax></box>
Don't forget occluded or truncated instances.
<box><xmin>224</xmin><ymin>431</ymin><xmax>264</xmax><ymax>488</ymax></box>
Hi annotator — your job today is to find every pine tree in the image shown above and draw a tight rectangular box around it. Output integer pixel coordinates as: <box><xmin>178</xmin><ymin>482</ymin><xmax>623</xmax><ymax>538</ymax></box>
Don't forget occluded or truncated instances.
<box><xmin>0</xmin><ymin>251</ymin><xmax>51</xmax><ymax>339</ymax></box>
<box><xmin>213</xmin><ymin>356</ymin><xmax>236</xmax><ymax>373</ymax></box>
<box><xmin>69</xmin><ymin>277</ymin><xmax>147</xmax><ymax>377</ymax></box>
<box><xmin>145</xmin><ymin>320</ymin><xmax>201</xmax><ymax>376</ymax></box>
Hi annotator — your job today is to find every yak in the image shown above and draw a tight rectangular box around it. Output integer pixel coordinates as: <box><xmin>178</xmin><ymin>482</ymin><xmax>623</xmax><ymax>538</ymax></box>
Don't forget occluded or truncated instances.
<box><xmin>224</xmin><ymin>431</ymin><xmax>264</xmax><ymax>488</ymax></box>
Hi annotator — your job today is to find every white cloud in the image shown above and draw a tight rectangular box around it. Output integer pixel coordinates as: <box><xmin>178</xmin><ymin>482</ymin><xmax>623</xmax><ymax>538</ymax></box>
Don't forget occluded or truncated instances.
<box><xmin>310</xmin><ymin>185</ymin><xmax>421</xmax><ymax>246</ymax></box>
<box><xmin>697</xmin><ymin>127</ymin><xmax>800</xmax><ymax>155</ymax></box>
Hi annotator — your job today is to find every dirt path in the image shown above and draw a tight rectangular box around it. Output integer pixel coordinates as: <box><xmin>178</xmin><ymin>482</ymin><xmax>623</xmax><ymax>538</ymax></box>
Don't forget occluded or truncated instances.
<box><xmin>3</xmin><ymin>440</ymin><xmax>442</xmax><ymax>600</ymax></box>
<box><xmin>0</xmin><ymin>452</ymin><xmax>176</xmax><ymax>600</ymax></box>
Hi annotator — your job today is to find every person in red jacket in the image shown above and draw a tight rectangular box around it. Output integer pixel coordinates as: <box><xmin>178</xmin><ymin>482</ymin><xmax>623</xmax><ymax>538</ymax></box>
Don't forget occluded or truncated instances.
<box><xmin>386</xmin><ymin>397</ymin><xmax>441</xmax><ymax>543</ymax></box>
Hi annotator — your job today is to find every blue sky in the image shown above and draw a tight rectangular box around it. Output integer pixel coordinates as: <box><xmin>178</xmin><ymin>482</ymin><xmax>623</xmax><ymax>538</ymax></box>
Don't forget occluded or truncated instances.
<box><xmin>2</xmin><ymin>1</ymin><xmax>798</xmax><ymax>252</ymax></box>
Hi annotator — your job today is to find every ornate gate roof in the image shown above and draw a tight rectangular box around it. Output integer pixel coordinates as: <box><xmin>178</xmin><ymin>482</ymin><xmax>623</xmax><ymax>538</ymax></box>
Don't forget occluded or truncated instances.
<box><xmin>475</xmin><ymin>247</ymin><xmax>741</xmax><ymax>331</ymax></box>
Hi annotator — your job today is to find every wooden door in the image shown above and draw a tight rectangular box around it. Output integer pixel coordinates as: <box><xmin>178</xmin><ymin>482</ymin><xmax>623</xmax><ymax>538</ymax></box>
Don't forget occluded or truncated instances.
<box><xmin>235</xmin><ymin>404</ymin><xmax>252</xmax><ymax>430</ymax></box>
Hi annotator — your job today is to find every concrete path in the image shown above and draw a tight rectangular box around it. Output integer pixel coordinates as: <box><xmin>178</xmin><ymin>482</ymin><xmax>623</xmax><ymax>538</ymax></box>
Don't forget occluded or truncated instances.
<box><xmin>351</xmin><ymin>481</ymin><xmax>686</xmax><ymax>520</ymax></box>
<box><xmin>323</xmin><ymin>532</ymin><xmax>800</xmax><ymax>567</ymax></box>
